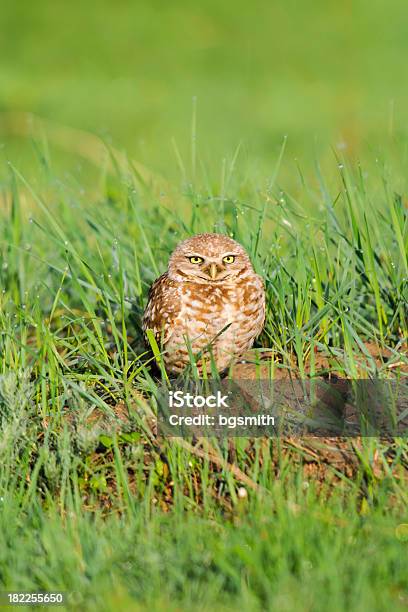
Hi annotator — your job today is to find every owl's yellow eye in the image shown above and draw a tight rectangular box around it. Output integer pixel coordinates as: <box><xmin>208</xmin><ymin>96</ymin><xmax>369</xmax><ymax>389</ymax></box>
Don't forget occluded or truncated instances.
<box><xmin>189</xmin><ymin>256</ymin><xmax>204</xmax><ymax>264</ymax></box>
<box><xmin>223</xmin><ymin>255</ymin><xmax>235</xmax><ymax>264</ymax></box>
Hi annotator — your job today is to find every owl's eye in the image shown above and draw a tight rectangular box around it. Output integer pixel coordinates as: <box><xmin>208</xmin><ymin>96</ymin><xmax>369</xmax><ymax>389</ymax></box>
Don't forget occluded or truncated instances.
<box><xmin>223</xmin><ymin>255</ymin><xmax>235</xmax><ymax>264</ymax></box>
<box><xmin>189</xmin><ymin>256</ymin><xmax>204</xmax><ymax>264</ymax></box>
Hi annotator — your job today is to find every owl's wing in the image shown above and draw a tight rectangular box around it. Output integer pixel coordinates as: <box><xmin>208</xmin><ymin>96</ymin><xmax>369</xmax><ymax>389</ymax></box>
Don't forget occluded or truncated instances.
<box><xmin>142</xmin><ymin>273</ymin><xmax>180</xmax><ymax>348</ymax></box>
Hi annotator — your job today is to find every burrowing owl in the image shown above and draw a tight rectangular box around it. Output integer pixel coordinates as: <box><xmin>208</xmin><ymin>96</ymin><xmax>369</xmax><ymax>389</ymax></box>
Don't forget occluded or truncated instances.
<box><xmin>142</xmin><ymin>233</ymin><xmax>265</xmax><ymax>374</ymax></box>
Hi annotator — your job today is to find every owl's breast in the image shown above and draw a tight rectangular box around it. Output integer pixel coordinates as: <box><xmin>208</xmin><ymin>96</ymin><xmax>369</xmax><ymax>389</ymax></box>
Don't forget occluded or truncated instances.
<box><xmin>172</xmin><ymin>276</ymin><xmax>264</xmax><ymax>346</ymax></box>
<box><xmin>178</xmin><ymin>283</ymin><xmax>238</xmax><ymax>330</ymax></box>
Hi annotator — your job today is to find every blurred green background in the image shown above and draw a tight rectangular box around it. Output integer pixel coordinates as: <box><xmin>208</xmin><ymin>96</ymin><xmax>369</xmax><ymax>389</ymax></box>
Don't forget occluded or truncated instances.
<box><xmin>0</xmin><ymin>0</ymin><xmax>407</xmax><ymax>174</ymax></box>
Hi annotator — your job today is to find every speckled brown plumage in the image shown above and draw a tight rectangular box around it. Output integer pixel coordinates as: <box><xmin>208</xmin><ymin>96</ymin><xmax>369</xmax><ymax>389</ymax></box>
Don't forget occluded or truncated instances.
<box><xmin>142</xmin><ymin>233</ymin><xmax>265</xmax><ymax>374</ymax></box>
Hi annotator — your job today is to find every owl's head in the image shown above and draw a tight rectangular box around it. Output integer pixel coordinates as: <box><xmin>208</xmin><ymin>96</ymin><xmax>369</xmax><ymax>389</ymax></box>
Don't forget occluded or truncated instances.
<box><xmin>168</xmin><ymin>233</ymin><xmax>254</xmax><ymax>283</ymax></box>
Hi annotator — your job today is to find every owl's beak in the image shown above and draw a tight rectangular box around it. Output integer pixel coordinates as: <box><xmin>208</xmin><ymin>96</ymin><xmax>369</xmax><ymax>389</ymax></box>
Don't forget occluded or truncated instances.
<box><xmin>209</xmin><ymin>263</ymin><xmax>219</xmax><ymax>280</ymax></box>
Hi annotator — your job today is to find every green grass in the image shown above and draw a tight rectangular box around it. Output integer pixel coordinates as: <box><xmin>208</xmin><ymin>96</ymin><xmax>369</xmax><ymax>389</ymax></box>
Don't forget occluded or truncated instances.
<box><xmin>2</xmin><ymin>0</ymin><xmax>408</xmax><ymax>170</ymax></box>
<box><xmin>1</xmin><ymin>486</ymin><xmax>408</xmax><ymax>611</ymax></box>
<box><xmin>0</xmin><ymin>128</ymin><xmax>407</xmax><ymax>610</ymax></box>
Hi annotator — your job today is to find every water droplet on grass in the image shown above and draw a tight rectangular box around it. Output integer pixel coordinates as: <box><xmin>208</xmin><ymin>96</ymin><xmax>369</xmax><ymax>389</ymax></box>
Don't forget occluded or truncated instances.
<box><xmin>237</xmin><ymin>487</ymin><xmax>247</xmax><ymax>499</ymax></box>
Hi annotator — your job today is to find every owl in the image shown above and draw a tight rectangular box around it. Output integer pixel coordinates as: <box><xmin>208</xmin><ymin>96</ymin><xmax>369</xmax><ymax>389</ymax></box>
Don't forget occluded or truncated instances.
<box><xmin>142</xmin><ymin>233</ymin><xmax>265</xmax><ymax>374</ymax></box>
